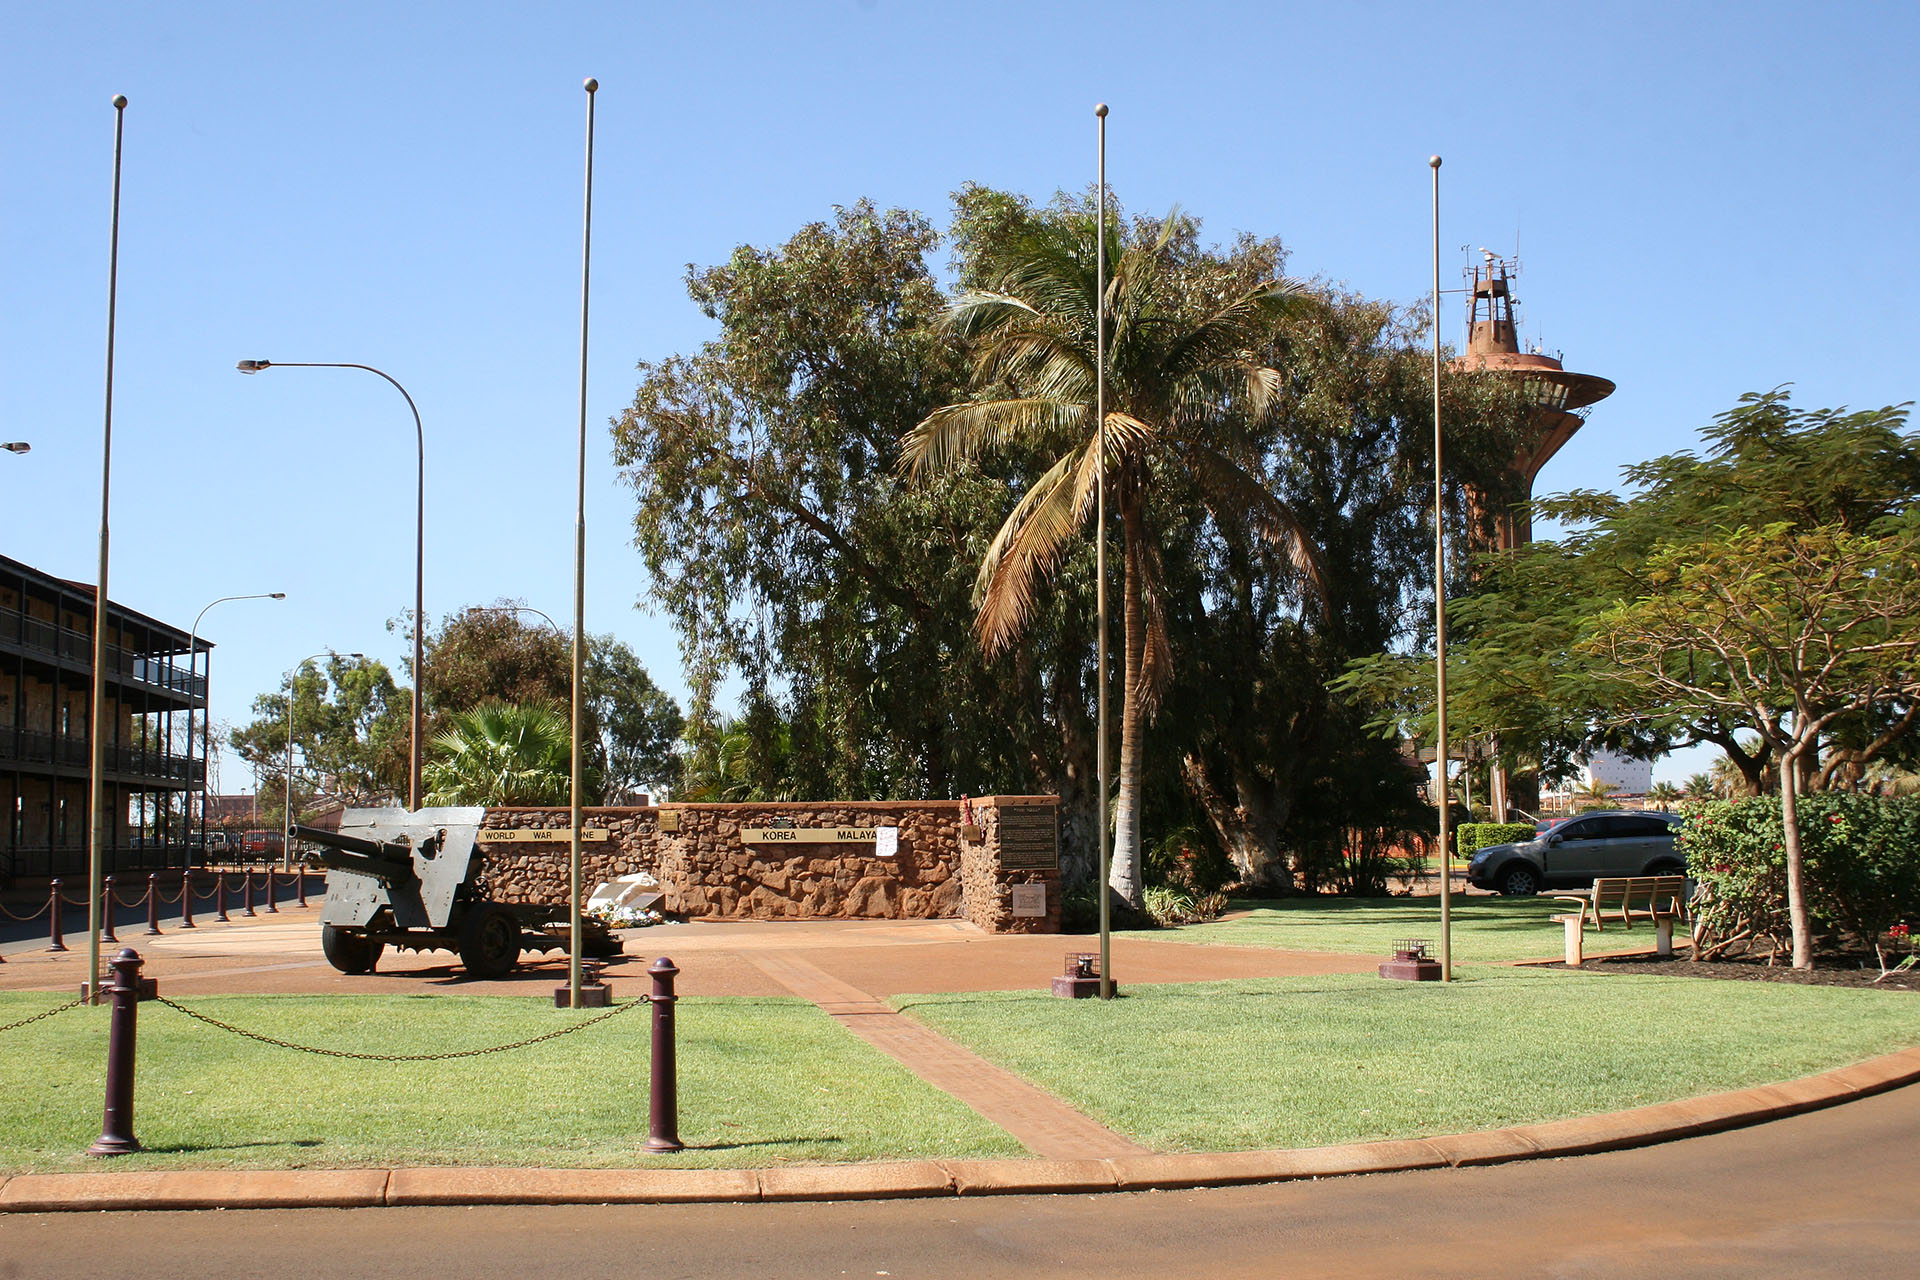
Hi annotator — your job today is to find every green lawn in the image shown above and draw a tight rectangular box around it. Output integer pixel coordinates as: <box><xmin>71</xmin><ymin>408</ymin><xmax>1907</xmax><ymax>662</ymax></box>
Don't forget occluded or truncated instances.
<box><xmin>0</xmin><ymin>992</ymin><xmax>1020</xmax><ymax>1175</ymax></box>
<box><xmin>896</xmin><ymin>969</ymin><xmax>1920</xmax><ymax>1153</ymax></box>
<box><xmin>1122</xmin><ymin>894</ymin><xmax>1584</xmax><ymax>963</ymax></box>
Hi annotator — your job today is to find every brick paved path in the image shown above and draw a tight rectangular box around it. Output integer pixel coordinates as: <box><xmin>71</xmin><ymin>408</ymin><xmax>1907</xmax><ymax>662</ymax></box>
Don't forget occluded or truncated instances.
<box><xmin>745</xmin><ymin>950</ymin><xmax>1150</xmax><ymax>1159</ymax></box>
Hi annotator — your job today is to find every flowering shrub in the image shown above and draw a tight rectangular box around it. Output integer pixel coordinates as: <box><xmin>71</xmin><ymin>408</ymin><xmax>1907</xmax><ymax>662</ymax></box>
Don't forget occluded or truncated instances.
<box><xmin>1683</xmin><ymin>794</ymin><xmax>1920</xmax><ymax>961</ymax></box>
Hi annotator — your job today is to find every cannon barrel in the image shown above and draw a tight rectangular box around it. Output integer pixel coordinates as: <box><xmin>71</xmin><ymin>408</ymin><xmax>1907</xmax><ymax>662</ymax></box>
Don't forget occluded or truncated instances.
<box><xmin>292</xmin><ymin>823</ymin><xmax>417</xmax><ymax>887</ymax></box>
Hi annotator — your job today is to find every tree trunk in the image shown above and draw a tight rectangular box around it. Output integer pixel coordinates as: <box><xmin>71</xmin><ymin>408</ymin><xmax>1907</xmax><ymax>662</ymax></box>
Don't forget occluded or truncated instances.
<box><xmin>1108</xmin><ymin>497</ymin><xmax>1148</xmax><ymax>910</ymax></box>
<box><xmin>1780</xmin><ymin>741</ymin><xmax>1815</xmax><ymax>970</ymax></box>
<box><xmin>1181</xmin><ymin>752</ymin><xmax>1290</xmax><ymax>889</ymax></box>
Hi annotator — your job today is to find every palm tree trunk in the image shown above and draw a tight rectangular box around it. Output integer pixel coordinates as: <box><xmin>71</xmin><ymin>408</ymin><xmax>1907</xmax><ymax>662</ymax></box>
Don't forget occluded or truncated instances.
<box><xmin>1109</xmin><ymin>494</ymin><xmax>1148</xmax><ymax>910</ymax></box>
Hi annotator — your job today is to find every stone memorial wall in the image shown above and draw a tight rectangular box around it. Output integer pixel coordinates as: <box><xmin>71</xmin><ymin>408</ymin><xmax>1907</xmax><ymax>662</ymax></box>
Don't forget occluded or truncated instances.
<box><xmin>476</xmin><ymin>795</ymin><xmax>1062</xmax><ymax>933</ymax></box>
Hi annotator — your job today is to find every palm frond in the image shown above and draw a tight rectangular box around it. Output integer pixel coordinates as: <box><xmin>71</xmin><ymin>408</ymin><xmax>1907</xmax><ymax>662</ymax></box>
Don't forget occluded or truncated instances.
<box><xmin>972</xmin><ymin>441</ymin><xmax>1102</xmax><ymax>653</ymax></box>
<box><xmin>1184</xmin><ymin>443</ymin><xmax>1330</xmax><ymax>604</ymax></box>
<box><xmin>900</xmin><ymin>398</ymin><xmax>1088</xmax><ymax>479</ymax></box>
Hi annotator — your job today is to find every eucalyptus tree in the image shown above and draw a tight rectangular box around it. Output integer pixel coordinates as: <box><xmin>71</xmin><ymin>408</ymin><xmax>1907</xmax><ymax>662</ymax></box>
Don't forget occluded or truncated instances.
<box><xmin>901</xmin><ymin>199</ymin><xmax>1324</xmax><ymax>907</ymax></box>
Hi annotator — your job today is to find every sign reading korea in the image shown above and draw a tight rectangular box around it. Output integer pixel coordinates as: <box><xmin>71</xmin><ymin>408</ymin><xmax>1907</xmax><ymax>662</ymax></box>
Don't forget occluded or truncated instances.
<box><xmin>739</xmin><ymin>827</ymin><xmax>878</xmax><ymax>844</ymax></box>
<box><xmin>477</xmin><ymin>829</ymin><xmax>611</xmax><ymax>843</ymax></box>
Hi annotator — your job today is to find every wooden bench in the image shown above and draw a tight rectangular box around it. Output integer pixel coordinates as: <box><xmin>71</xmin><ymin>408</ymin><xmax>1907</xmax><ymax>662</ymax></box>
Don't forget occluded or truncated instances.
<box><xmin>1550</xmin><ymin>875</ymin><xmax>1690</xmax><ymax>967</ymax></box>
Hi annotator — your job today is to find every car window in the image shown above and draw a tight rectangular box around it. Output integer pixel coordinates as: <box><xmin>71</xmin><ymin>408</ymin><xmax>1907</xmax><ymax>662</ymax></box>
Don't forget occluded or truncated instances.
<box><xmin>1557</xmin><ymin>820</ymin><xmax>1600</xmax><ymax>841</ymax></box>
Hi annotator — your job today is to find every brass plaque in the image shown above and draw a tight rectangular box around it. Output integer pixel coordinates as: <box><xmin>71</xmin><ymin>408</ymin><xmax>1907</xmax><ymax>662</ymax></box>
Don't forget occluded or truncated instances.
<box><xmin>657</xmin><ymin>809</ymin><xmax>681</xmax><ymax>832</ymax></box>
<box><xmin>477</xmin><ymin>829</ymin><xmax>610</xmax><ymax>843</ymax></box>
<box><xmin>995</xmin><ymin>804</ymin><xmax>1058</xmax><ymax>869</ymax></box>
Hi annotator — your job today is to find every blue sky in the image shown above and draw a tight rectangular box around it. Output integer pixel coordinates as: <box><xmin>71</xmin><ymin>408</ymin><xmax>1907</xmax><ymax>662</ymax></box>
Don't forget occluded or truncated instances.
<box><xmin>3</xmin><ymin>1</ymin><xmax>1914</xmax><ymax>794</ymax></box>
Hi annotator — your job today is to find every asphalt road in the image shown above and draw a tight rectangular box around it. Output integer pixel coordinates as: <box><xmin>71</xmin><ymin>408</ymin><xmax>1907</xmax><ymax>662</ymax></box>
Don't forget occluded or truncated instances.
<box><xmin>6</xmin><ymin>1082</ymin><xmax>1916</xmax><ymax>1279</ymax></box>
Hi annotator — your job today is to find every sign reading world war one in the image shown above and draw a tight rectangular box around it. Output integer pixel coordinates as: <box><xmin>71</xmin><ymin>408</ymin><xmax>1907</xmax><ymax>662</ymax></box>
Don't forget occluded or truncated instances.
<box><xmin>995</xmin><ymin>801</ymin><xmax>1059</xmax><ymax>870</ymax></box>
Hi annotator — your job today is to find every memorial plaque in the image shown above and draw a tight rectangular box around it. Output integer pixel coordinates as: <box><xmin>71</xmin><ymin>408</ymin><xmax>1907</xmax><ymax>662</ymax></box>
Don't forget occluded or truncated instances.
<box><xmin>995</xmin><ymin>802</ymin><xmax>1058</xmax><ymax>870</ymax></box>
<box><xmin>1010</xmin><ymin>884</ymin><xmax>1047</xmax><ymax>918</ymax></box>
<box><xmin>740</xmin><ymin>827</ymin><xmax>877</xmax><ymax>844</ymax></box>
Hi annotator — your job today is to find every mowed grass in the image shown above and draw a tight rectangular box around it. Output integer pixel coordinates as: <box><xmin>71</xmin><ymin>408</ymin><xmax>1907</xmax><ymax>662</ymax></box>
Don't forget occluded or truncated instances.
<box><xmin>896</xmin><ymin>968</ymin><xmax>1920</xmax><ymax>1153</ymax></box>
<box><xmin>0</xmin><ymin>992</ymin><xmax>1020</xmax><ymax>1175</ymax></box>
<box><xmin>1121</xmin><ymin>894</ymin><xmax>1581</xmax><ymax>963</ymax></box>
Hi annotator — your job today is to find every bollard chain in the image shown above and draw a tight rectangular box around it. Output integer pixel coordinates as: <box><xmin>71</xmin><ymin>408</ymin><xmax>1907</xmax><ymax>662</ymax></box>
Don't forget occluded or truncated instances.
<box><xmin>0</xmin><ymin>899</ymin><xmax>48</xmax><ymax>922</ymax></box>
<box><xmin>152</xmin><ymin>994</ymin><xmax>647</xmax><ymax>1061</ymax></box>
<box><xmin>0</xmin><ymin>997</ymin><xmax>88</xmax><ymax>1034</ymax></box>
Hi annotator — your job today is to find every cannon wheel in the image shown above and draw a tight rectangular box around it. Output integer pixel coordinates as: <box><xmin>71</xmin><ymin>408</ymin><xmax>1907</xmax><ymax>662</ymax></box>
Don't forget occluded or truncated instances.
<box><xmin>320</xmin><ymin>923</ymin><xmax>384</xmax><ymax>975</ymax></box>
<box><xmin>458</xmin><ymin>905</ymin><xmax>522</xmax><ymax>979</ymax></box>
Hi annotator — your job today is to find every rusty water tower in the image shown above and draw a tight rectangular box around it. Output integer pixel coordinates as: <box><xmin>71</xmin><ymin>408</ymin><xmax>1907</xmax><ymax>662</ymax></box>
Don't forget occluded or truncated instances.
<box><xmin>1452</xmin><ymin>251</ymin><xmax>1613</xmax><ymax>551</ymax></box>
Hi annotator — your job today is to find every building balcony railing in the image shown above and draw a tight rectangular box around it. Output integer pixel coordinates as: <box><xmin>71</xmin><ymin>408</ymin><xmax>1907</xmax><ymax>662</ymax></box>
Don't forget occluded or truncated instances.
<box><xmin>0</xmin><ymin>726</ymin><xmax>204</xmax><ymax>786</ymax></box>
<box><xmin>0</xmin><ymin>605</ymin><xmax>205</xmax><ymax>700</ymax></box>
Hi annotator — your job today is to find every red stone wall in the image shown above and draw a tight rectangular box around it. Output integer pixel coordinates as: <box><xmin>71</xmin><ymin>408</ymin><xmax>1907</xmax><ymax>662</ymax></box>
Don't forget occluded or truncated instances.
<box><xmin>478</xmin><ymin>796</ymin><xmax>1061</xmax><ymax>933</ymax></box>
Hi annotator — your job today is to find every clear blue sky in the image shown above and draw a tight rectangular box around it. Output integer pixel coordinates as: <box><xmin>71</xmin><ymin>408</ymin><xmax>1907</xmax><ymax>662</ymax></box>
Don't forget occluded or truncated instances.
<box><xmin>3</xmin><ymin>1</ymin><xmax>1913</xmax><ymax>794</ymax></box>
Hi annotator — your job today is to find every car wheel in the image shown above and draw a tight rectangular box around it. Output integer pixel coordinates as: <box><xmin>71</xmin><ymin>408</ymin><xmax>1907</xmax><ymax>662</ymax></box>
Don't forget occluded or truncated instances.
<box><xmin>458</xmin><ymin>905</ymin><xmax>522</xmax><ymax>980</ymax></box>
<box><xmin>320</xmin><ymin>923</ymin><xmax>384</xmax><ymax>975</ymax></box>
<box><xmin>1499</xmin><ymin>864</ymin><xmax>1543</xmax><ymax>897</ymax></box>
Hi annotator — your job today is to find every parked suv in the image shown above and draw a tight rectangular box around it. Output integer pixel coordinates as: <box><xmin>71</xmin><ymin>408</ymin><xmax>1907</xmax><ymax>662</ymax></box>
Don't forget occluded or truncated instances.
<box><xmin>1466</xmin><ymin>810</ymin><xmax>1685</xmax><ymax>897</ymax></box>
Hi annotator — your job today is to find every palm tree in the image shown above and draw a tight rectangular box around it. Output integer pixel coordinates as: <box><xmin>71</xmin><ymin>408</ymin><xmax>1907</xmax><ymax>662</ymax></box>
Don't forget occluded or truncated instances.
<box><xmin>1683</xmin><ymin>772</ymin><xmax>1715</xmax><ymax>801</ymax></box>
<box><xmin>901</xmin><ymin>206</ymin><xmax>1321</xmax><ymax>907</ymax></box>
<box><xmin>422</xmin><ymin>701</ymin><xmax>579</xmax><ymax>806</ymax></box>
<box><xmin>1645</xmin><ymin>780</ymin><xmax>1682</xmax><ymax>808</ymax></box>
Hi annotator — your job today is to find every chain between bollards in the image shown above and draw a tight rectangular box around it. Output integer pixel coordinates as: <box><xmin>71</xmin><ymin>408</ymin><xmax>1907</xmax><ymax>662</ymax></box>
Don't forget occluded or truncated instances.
<box><xmin>88</xmin><ymin>947</ymin><xmax>148</xmax><ymax>1156</ymax></box>
<box><xmin>646</xmin><ymin>955</ymin><xmax>682</xmax><ymax>1153</ymax></box>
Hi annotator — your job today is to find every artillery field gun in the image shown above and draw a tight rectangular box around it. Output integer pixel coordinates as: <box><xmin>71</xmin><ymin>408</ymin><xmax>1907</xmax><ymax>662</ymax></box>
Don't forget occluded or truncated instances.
<box><xmin>297</xmin><ymin>806</ymin><xmax>614</xmax><ymax>978</ymax></box>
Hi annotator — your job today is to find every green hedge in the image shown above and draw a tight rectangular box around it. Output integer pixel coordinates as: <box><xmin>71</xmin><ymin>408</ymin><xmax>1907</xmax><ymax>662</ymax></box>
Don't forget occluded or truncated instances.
<box><xmin>1456</xmin><ymin>823</ymin><xmax>1536</xmax><ymax>857</ymax></box>
<box><xmin>1682</xmin><ymin>794</ymin><xmax>1920</xmax><ymax>958</ymax></box>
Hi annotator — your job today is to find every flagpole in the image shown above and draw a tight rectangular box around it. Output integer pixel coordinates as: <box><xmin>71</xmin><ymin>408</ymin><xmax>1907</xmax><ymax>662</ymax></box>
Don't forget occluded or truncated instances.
<box><xmin>569</xmin><ymin>77</ymin><xmax>597</xmax><ymax>1009</ymax></box>
<box><xmin>1430</xmin><ymin>154</ymin><xmax>1453</xmax><ymax>983</ymax></box>
<box><xmin>1095</xmin><ymin>104</ymin><xmax>1112</xmax><ymax>1000</ymax></box>
<box><xmin>87</xmin><ymin>94</ymin><xmax>129</xmax><ymax>1003</ymax></box>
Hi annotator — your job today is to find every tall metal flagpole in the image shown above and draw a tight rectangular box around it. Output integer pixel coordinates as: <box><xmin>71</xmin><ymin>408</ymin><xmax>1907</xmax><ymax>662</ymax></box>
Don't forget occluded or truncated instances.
<box><xmin>1095</xmin><ymin>104</ymin><xmax>1112</xmax><ymax>1000</ymax></box>
<box><xmin>87</xmin><ymin>94</ymin><xmax>129</xmax><ymax>1003</ymax></box>
<box><xmin>1430</xmin><ymin>155</ymin><xmax>1453</xmax><ymax>983</ymax></box>
<box><xmin>569</xmin><ymin>77</ymin><xmax>598</xmax><ymax>1010</ymax></box>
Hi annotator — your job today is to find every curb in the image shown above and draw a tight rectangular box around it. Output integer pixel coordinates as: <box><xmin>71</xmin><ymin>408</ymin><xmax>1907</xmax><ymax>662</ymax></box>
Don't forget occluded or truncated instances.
<box><xmin>5</xmin><ymin>1044</ymin><xmax>1918</xmax><ymax>1213</ymax></box>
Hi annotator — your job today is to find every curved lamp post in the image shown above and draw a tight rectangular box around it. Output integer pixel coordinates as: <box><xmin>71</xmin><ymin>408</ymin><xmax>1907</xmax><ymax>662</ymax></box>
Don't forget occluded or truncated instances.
<box><xmin>187</xmin><ymin>592</ymin><xmax>286</xmax><ymax>858</ymax></box>
<box><xmin>2</xmin><ymin>442</ymin><xmax>29</xmax><ymax>454</ymax></box>
<box><xmin>284</xmin><ymin>650</ymin><xmax>364</xmax><ymax>860</ymax></box>
<box><xmin>237</xmin><ymin>359</ymin><xmax>425</xmax><ymax>810</ymax></box>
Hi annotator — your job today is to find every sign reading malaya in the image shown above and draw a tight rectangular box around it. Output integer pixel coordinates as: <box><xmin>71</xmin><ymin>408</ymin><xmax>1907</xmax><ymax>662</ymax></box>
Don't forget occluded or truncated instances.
<box><xmin>740</xmin><ymin>827</ymin><xmax>878</xmax><ymax>844</ymax></box>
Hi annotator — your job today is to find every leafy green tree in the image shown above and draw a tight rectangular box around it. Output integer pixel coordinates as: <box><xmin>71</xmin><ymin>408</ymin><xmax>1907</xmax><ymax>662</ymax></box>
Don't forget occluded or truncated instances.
<box><xmin>422</xmin><ymin>701</ymin><xmax>583</xmax><ymax>806</ymax></box>
<box><xmin>1586</xmin><ymin>521</ymin><xmax>1920</xmax><ymax>969</ymax></box>
<box><xmin>612</xmin><ymin>200</ymin><xmax>1102</xmax><ymax>865</ymax></box>
<box><xmin>413</xmin><ymin>603</ymin><xmax>684</xmax><ymax>803</ymax></box>
<box><xmin>903</xmin><ymin>198</ymin><xmax>1326</xmax><ymax>908</ymax></box>
<box><xmin>1342</xmin><ymin>391</ymin><xmax>1920</xmax><ymax>800</ymax></box>
<box><xmin>229</xmin><ymin>655</ymin><xmax>410</xmax><ymax>822</ymax></box>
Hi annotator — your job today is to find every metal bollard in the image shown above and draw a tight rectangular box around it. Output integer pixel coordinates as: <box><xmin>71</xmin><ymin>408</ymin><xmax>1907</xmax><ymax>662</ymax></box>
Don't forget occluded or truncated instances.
<box><xmin>145</xmin><ymin>873</ymin><xmax>163</xmax><ymax>936</ymax></box>
<box><xmin>295</xmin><ymin>863</ymin><xmax>307</xmax><ymax>908</ymax></box>
<box><xmin>87</xmin><ymin>947</ymin><xmax>147</xmax><ymax>1156</ymax></box>
<box><xmin>47</xmin><ymin>879</ymin><xmax>68</xmax><ymax>952</ymax></box>
<box><xmin>646</xmin><ymin>956</ymin><xmax>684</xmax><ymax>1153</ymax></box>
<box><xmin>215</xmin><ymin>870</ymin><xmax>229</xmax><ymax>922</ymax></box>
<box><xmin>242</xmin><ymin>867</ymin><xmax>255</xmax><ymax>917</ymax></box>
<box><xmin>263</xmin><ymin>866</ymin><xmax>278</xmax><ymax>913</ymax></box>
<box><xmin>179</xmin><ymin>867</ymin><xmax>196</xmax><ymax>930</ymax></box>
<box><xmin>101</xmin><ymin>876</ymin><xmax>119</xmax><ymax>943</ymax></box>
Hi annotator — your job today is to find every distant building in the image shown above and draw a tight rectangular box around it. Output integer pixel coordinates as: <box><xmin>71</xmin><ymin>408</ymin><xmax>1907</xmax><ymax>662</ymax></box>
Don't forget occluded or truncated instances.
<box><xmin>2</xmin><ymin>554</ymin><xmax>206</xmax><ymax>881</ymax></box>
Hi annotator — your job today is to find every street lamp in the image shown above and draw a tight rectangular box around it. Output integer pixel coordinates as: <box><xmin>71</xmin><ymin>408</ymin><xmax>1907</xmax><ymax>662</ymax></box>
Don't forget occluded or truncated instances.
<box><xmin>188</xmin><ymin>592</ymin><xmax>286</xmax><ymax>861</ymax></box>
<box><xmin>2</xmin><ymin>442</ymin><xmax>28</xmax><ymax>454</ymax></box>
<box><xmin>238</xmin><ymin>358</ymin><xmax>425</xmax><ymax>811</ymax></box>
<box><xmin>285</xmin><ymin>650</ymin><xmax>364</xmax><ymax>866</ymax></box>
